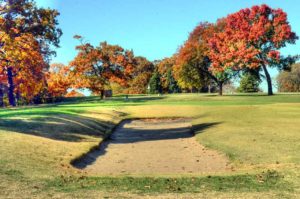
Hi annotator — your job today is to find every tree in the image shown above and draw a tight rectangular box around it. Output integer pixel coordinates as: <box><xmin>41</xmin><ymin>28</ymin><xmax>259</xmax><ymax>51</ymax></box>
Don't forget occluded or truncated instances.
<box><xmin>0</xmin><ymin>74</ymin><xmax>6</xmax><ymax>107</ymax></box>
<box><xmin>175</xmin><ymin>22</ymin><xmax>235</xmax><ymax>95</ymax></box>
<box><xmin>0</xmin><ymin>0</ymin><xmax>62</xmax><ymax>106</ymax></box>
<box><xmin>157</xmin><ymin>57</ymin><xmax>179</xmax><ymax>93</ymax></box>
<box><xmin>166</xmin><ymin>69</ymin><xmax>180</xmax><ymax>93</ymax></box>
<box><xmin>126</xmin><ymin>56</ymin><xmax>154</xmax><ymax>94</ymax></box>
<box><xmin>277</xmin><ymin>63</ymin><xmax>300</xmax><ymax>92</ymax></box>
<box><xmin>209</xmin><ymin>4</ymin><xmax>298</xmax><ymax>95</ymax></box>
<box><xmin>149</xmin><ymin>71</ymin><xmax>162</xmax><ymax>94</ymax></box>
<box><xmin>0</xmin><ymin>33</ymin><xmax>48</xmax><ymax>105</ymax></box>
<box><xmin>70</xmin><ymin>36</ymin><xmax>134</xmax><ymax>99</ymax></box>
<box><xmin>238</xmin><ymin>72</ymin><xmax>261</xmax><ymax>93</ymax></box>
<box><xmin>46</xmin><ymin>63</ymin><xmax>72</xmax><ymax>98</ymax></box>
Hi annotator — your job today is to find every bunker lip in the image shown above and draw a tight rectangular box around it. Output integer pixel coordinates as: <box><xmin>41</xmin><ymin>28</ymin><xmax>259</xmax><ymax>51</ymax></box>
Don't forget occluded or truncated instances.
<box><xmin>71</xmin><ymin>118</ymin><xmax>230</xmax><ymax>175</ymax></box>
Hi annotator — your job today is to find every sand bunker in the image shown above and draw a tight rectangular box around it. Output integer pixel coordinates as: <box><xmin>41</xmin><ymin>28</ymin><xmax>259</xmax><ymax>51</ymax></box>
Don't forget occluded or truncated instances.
<box><xmin>74</xmin><ymin>118</ymin><xmax>230</xmax><ymax>175</ymax></box>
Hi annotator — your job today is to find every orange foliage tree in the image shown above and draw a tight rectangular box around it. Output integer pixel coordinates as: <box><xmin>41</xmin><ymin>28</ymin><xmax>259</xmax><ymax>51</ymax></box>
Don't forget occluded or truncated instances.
<box><xmin>46</xmin><ymin>63</ymin><xmax>72</xmax><ymax>98</ymax></box>
<box><xmin>126</xmin><ymin>56</ymin><xmax>154</xmax><ymax>94</ymax></box>
<box><xmin>0</xmin><ymin>0</ymin><xmax>62</xmax><ymax>106</ymax></box>
<box><xmin>174</xmin><ymin>22</ymin><xmax>235</xmax><ymax>95</ymax></box>
<box><xmin>70</xmin><ymin>36</ymin><xmax>135</xmax><ymax>99</ymax></box>
<box><xmin>0</xmin><ymin>33</ymin><xmax>47</xmax><ymax>104</ymax></box>
<box><xmin>157</xmin><ymin>57</ymin><xmax>178</xmax><ymax>93</ymax></box>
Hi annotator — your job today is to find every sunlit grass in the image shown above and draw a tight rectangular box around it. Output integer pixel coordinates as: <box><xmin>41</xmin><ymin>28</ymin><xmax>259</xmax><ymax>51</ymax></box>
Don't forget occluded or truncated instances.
<box><xmin>0</xmin><ymin>93</ymin><xmax>300</xmax><ymax>198</ymax></box>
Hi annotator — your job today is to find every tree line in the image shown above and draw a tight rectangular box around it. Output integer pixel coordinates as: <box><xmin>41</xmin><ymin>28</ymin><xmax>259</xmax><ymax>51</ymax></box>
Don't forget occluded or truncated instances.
<box><xmin>0</xmin><ymin>1</ymin><xmax>299</xmax><ymax>107</ymax></box>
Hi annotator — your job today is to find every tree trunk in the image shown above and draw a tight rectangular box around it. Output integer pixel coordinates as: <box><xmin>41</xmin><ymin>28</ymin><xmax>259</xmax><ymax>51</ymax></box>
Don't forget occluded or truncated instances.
<box><xmin>218</xmin><ymin>82</ymin><xmax>223</xmax><ymax>96</ymax></box>
<box><xmin>16</xmin><ymin>89</ymin><xmax>20</xmax><ymax>105</ymax></box>
<box><xmin>100</xmin><ymin>90</ymin><xmax>104</xmax><ymax>99</ymax></box>
<box><xmin>262</xmin><ymin>64</ymin><xmax>273</xmax><ymax>95</ymax></box>
<box><xmin>7</xmin><ymin>67</ymin><xmax>16</xmax><ymax>106</ymax></box>
<box><xmin>0</xmin><ymin>84</ymin><xmax>4</xmax><ymax>107</ymax></box>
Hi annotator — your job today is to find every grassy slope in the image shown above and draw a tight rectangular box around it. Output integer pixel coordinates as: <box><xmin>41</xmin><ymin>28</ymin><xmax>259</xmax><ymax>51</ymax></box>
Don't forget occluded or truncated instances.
<box><xmin>0</xmin><ymin>94</ymin><xmax>299</xmax><ymax>198</ymax></box>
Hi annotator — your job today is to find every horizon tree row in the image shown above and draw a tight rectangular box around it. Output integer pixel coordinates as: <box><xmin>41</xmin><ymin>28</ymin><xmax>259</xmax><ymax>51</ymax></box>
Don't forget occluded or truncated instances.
<box><xmin>173</xmin><ymin>4</ymin><xmax>298</xmax><ymax>95</ymax></box>
<box><xmin>1</xmin><ymin>2</ymin><xmax>300</xmax><ymax>107</ymax></box>
<box><xmin>64</xmin><ymin>4</ymin><xmax>298</xmax><ymax>97</ymax></box>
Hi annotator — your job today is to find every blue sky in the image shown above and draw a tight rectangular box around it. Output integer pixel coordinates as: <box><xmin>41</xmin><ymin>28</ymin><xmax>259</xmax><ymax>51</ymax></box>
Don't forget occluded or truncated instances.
<box><xmin>36</xmin><ymin>0</ymin><xmax>300</xmax><ymax>92</ymax></box>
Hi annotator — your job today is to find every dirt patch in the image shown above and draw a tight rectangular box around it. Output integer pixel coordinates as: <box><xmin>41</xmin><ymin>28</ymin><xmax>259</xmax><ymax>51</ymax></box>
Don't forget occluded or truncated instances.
<box><xmin>74</xmin><ymin>118</ymin><xmax>230</xmax><ymax>175</ymax></box>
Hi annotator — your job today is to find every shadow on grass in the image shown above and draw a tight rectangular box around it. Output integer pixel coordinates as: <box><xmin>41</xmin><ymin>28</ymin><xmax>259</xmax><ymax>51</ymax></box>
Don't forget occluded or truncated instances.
<box><xmin>0</xmin><ymin>114</ymin><xmax>118</xmax><ymax>142</ymax></box>
<box><xmin>73</xmin><ymin>119</ymin><xmax>221</xmax><ymax>169</ymax></box>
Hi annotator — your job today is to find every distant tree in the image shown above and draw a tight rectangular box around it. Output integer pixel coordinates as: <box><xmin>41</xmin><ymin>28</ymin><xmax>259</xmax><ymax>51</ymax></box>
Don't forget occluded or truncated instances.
<box><xmin>157</xmin><ymin>57</ymin><xmax>179</xmax><ymax>93</ymax></box>
<box><xmin>46</xmin><ymin>63</ymin><xmax>72</xmax><ymax>98</ymax></box>
<box><xmin>277</xmin><ymin>63</ymin><xmax>300</xmax><ymax>92</ymax></box>
<box><xmin>223</xmin><ymin>81</ymin><xmax>236</xmax><ymax>94</ymax></box>
<box><xmin>65</xmin><ymin>90</ymin><xmax>85</xmax><ymax>98</ymax></box>
<box><xmin>149</xmin><ymin>71</ymin><xmax>162</xmax><ymax>94</ymax></box>
<box><xmin>70</xmin><ymin>36</ymin><xmax>134</xmax><ymax>99</ymax></box>
<box><xmin>166</xmin><ymin>69</ymin><xmax>180</xmax><ymax>93</ymax></box>
<box><xmin>209</xmin><ymin>4</ymin><xmax>298</xmax><ymax>95</ymax></box>
<box><xmin>238</xmin><ymin>70</ymin><xmax>261</xmax><ymax>93</ymax></box>
<box><xmin>127</xmin><ymin>56</ymin><xmax>154</xmax><ymax>94</ymax></box>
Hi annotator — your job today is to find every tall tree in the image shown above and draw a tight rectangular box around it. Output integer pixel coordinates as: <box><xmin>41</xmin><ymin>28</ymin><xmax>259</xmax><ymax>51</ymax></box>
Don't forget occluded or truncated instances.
<box><xmin>209</xmin><ymin>4</ymin><xmax>298</xmax><ymax>95</ymax></box>
<box><xmin>166</xmin><ymin>69</ymin><xmax>180</xmax><ymax>93</ymax></box>
<box><xmin>70</xmin><ymin>36</ymin><xmax>134</xmax><ymax>99</ymax></box>
<box><xmin>149</xmin><ymin>71</ymin><xmax>162</xmax><ymax>94</ymax></box>
<box><xmin>175</xmin><ymin>22</ymin><xmax>235</xmax><ymax>95</ymax></box>
<box><xmin>0</xmin><ymin>33</ymin><xmax>47</xmax><ymax>104</ymax></box>
<box><xmin>0</xmin><ymin>0</ymin><xmax>62</xmax><ymax>106</ymax></box>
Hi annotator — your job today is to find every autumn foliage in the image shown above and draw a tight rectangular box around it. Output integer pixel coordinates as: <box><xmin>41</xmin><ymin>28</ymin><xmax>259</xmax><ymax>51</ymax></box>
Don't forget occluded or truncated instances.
<box><xmin>46</xmin><ymin>63</ymin><xmax>72</xmax><ymax>98</ymax></box>
<box><xmin>70</xmin><ymin>36</ymin><xmax>135</xmax><ymax>98</ymax></box>
<box><xmin>209</xmin><ymin>4</ymin><xmax>298</xmax><ymax>95</ymax></box>
<box><xmin>0</xmin><ymin>0</ymin><xmax>62</xmax><ymax>106</ymax></box>
<box><xmin>277</xmin><ymin>63</ymin><xmax>300</xmax><ymax>92</ymax></box>
<box><xmin>174</xmin><ymin>22</ymin><xmax>214</xmax><ymax>90</ymax></box>
<box><xmin>172</xmin><ymin>4</ymin><xmax>298</xmax><ymax>95</ymax></box>
<box><xmin>0</xmin><ymin>2</ymin><xmax>298</xmax><ymax>106</ymax></box>
<box><xmin>0</xmin><ymin>33</ymin><xmax>47</xmax><ymax>101</ymax></box>
<box><xmin>126</xmin><ymin>56</ymin><xmax>154</xmax><ymax>94</ymax></box>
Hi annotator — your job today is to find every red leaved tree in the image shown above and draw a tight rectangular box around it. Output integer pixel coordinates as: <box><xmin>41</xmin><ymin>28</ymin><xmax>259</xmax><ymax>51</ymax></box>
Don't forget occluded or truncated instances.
<box><xmin>209</xmin><ymin>4</ymin><xmax>298</xmax><ymax>95</ymax></box>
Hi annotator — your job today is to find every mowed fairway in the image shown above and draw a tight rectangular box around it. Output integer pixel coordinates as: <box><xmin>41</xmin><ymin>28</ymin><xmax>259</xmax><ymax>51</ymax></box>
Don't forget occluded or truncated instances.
<box><xmin>0</xmin><ymin>94</ymin><xmax>300</xmax><ymax>198</ymax></box>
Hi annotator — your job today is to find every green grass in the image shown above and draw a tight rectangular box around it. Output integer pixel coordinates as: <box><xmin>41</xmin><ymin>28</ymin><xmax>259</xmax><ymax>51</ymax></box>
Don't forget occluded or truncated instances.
<box><xmin>0</xmin><ymin>93</ymin><xmax>300</xmax><ymax>198</ymax></box>
<box><xmin>46</xmin><ymin>170</ymin><xmax>290</xmax><ymax>193</ymax></box>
